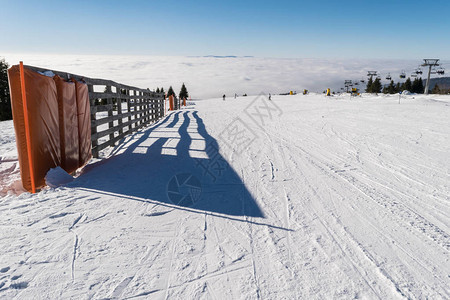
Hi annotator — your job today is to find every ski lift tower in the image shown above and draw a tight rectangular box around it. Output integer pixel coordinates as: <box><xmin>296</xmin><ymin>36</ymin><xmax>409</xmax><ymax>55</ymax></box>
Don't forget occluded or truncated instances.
<box><xmin>367</xmin><ymin>71</ymin><xmax>377</xmax><ymax>81</ymax></box>
<box><xmin>422</xmin><ymin>59</ymin><xmax>440</xmax><ymax>94</ymax></box>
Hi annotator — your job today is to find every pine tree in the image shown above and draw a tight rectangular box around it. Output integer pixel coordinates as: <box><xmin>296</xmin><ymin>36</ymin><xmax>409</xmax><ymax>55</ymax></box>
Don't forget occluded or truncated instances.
<box><xmin>0</xmin><ymin>58</ymin><xmax>12</xmax><ymax>121</ymax></box>
<box><xmin>160</xmin><ymin>87</ymin><xmax>165</xmax><ymax>94</ymax></box>
<box><xmin>156</xmin><ymin>87</ymin><xmax>160</xmax><ymax>93</ymax></box>
<box><xmin>395</xmin><ymin>82</ymin><xmax>401</xmax><ymax>93</ymax></box>
<box><xmin>365</xmin><ymin>77</ymin><xmax>373</xmax><ymax>93</ymax></box>
<box><xmin>167</xmin><ymin>86</ymin><xmax>175</xmax><ymax>97</ymax></box>
<box><xmin>411</xmin><ymin>78</ymin><xmax>419</xmax><ymax>93</ymax></box>
<box><xmin>404</xmin><ymin>78</ymin><xmax>412</xmax><ymax>92</ymax></box>
<box><xmin>387</xmin><ymin>80</ymin><xmax>396</xmax><ymax>94</ymax></box>
<box><xmin>178</xmin><ymin>83</ymin><xmax>189</xmax><ymax>100</ymax></box>
<box><xmin>432</xmin><ymin>84</ymin><xmax>441</xmax><ymax>94</ymax></box>
<box><xmin>372</xmin><ymin>77</ymin><xmax>382</xmax><ymax>94</ymax></box>
<box><xmin>418</xmin><ymin>77</ymin><xmax>424</xmax><ymax>94</ymax></box>
<box><xmin>411</xmin><ymin>77</ymin><xmax>424</xmax><ymax>94</ymax></box>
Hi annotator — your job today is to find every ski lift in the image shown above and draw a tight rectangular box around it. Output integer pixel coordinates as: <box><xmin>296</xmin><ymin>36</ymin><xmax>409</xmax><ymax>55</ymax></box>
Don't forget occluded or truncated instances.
<box><xmin>386</xmin><ymin>73</ymin><xmax>392</xmax><ymax>80</ymax></box>
<box><xmin>360</xmin><ymin>79</ymin><xmax>365</xmax><ymax>83</ymax></box>
<box><xmin>415</xmin><ymin>67</ymin><xmax>423</xmax><ymax>75</ymax></box>
<box><xmin>411</xmin><ymin>72</ymin><xmax>417</xmax><ymax>77</ymax></box>
<box><xmin>399</xmin><ymin>71</ymin><xmax>406</xmax><ymax>79</ymax></box>
<box><xmin>437</xmin><ymin>67</ymin><xmax>445</xmax><ymax>75</ymax></box>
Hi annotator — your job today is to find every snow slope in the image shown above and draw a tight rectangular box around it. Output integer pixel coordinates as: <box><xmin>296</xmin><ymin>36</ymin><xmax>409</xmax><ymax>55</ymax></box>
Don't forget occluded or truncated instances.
<box><xmin>0</xmin><ymin>93</ymin><xmax>449</xmax><ymax>299</ymax></box>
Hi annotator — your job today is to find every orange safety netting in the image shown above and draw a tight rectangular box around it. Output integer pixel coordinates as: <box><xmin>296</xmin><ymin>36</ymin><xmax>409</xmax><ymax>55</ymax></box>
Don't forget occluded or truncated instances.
<box><xmin>72</xmin><ymin>78</ymin><xmax>92</xmax><ymax>168</ymax></box>
<box><xmin>8</xmin><ymin>64</ymin><xmax>61</xmax><ymax>192</ymax></box>
<box><xmin>8</xmin><ymin>64</ymin><xmax>92</xmax><ymax>193</ymax></box>
<box><xmin>169</xmin><ymin>95</ymin><xmax>174</xmax><ymax>111</ymax></box>
<box><xmin>54</xmin><ymin>75</ymin><xmax>79</xmax><ymax>174</ymax></box>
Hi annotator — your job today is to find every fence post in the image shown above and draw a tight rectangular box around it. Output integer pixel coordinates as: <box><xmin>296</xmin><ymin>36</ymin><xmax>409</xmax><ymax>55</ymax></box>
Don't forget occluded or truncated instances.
<box><xmin>138</xmin><ymin>91</ymin><xmax>144</xmax><ymax>125</ymax></box>
<box><xmin>145</xmin><ymin>91</ymin><xmax>150</xmax><ymax>125</ymax></box>
<box><xmin>150</xmin><ymin>92</ymin><xmax>154</xmax><ymax>123</ymax></box>
<box><xmin>116</xmin><ymin>86</ymin><xmax>123</xmax><ymax>136</ymax></box>
<box><xmin>159</xmin><ymin>94</ymin><xmax>163</xmax><ymax>118</ymax></box>
<box><xmin>126</xmin><ymin>89</ymin><xmax>131</xmax><ymax>131</ymax></box>
<box><xmin>89</xmin><ymin>84</ymin><xmax>99</xmax><ymax>158</ymax></box>
<box><xmin>105</xmin><ymin>85</ymin><xmax>114</xmax><ymax>142</ymax></box>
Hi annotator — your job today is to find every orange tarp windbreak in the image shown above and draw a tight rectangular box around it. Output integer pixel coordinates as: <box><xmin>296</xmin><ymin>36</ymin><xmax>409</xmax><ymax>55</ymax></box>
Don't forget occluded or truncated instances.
<box><xmin>169</xmin><ymin>95</ymin><xmax>174</xmax><ymax>111</ymax></box>
<box><xmin>72</xmin><ymin>79</ymin><xmax>92</xmax><ymax>168</ymax></box>
<box><xmin>8</xmin><ymin>63</ymin><xmax>61</xmax><ymax>192</ymax></box>
<box><xmin>8</xmin><ymin>64</ymin><xmax>92</xmax><ymax>193</ymax></box>
<box><xmin>54</xmin><ymin>76</ymin><xmax>79</xmax><ymax>174</ymax></box>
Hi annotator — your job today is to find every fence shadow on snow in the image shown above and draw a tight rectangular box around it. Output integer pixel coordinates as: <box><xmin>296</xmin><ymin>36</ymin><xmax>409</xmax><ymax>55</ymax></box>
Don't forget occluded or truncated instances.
<box><xmin>69</xmin><ymin>110</ymin><xmax>264</xmax><ymax>218</ymax></box>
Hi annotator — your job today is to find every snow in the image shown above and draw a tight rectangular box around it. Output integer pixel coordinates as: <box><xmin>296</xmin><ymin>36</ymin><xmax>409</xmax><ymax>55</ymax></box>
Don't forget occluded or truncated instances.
<box><xmin>0</xmin><ymin>120</ymin><xmax>25</xmax><ymax>196</ymax></box>
<box><xmin>37</xmin><ymin>70</ymin><xmax>55</xmax><ymax>78</ymax></box>
<box><xmin>45</xmin><ymin>167</ymin><xmax>74</xmax><ymax>188</ymax></box>
<box><xmin>0</xmin><ymin>93</ymin><xmax>449</xmax><ymax>299</ymax></box>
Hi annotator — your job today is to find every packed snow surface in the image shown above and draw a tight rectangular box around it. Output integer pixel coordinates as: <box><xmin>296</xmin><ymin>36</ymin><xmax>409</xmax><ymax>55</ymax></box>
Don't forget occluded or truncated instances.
<box><xmin>0</xmin><ymin>93</ymin><xmax>449</xmax><ymax>299</ymax></box>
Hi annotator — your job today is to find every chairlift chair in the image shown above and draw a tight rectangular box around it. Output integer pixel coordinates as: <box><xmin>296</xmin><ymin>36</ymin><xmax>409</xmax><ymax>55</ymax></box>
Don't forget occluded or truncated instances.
<box><xmin>415</xmin><ymin>67</ymin><xmax>423</xmax><ymax>75</ymax></box>
<box><xmin>386</xmin><ymin>73</ymin><xmax>392</xmax><ymax>81</ymax></box>
<box><xmin>411</xmin><ymin>73</ymin><xmax>417</xmax><ymax>78</ymax></box>
<box><xmin>437</xmin><ymin>67</ymin><xmax>445</xmax><ymax>75</ymax></box>
<box><xmin>399</xmin><ymin>71</ymin><xmax>406</xmax><ymax>79</ymax></box>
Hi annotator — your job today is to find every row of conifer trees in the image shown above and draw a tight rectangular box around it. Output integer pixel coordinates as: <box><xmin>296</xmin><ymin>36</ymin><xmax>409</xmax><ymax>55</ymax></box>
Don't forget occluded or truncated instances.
<box><xmin>156</xmin><ymin>83</ymin><xmax>189</xmax><ymax>100</ymax></box>
<box><xmin>366</xmin><ymin>76</ymin><xmax>445</xmax><ymax>94</ymax></box>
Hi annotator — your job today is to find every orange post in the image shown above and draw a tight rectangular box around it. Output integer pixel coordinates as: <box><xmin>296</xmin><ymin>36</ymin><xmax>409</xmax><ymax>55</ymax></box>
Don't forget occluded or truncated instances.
<box><xmin>183</xmin><ymin>98</ymin><xmax>186</xmax><ymax>106</ymax></box>
<box><xmin>169</xmin><ymin>95</ymin><xmax>174</xmax><ymax>111</ymax></box>
<box><xmin>19</xmin><ymin>61</ymin><xmax>36</xmax><ymax>193</ymax></box>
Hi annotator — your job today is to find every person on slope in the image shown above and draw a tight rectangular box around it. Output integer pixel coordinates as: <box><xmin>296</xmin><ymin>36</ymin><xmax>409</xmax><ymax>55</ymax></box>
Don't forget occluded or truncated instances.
<box><xmin>223</xmin><ymin>94</ymin><xmax>226</xmax><ymax>101</ymax></box>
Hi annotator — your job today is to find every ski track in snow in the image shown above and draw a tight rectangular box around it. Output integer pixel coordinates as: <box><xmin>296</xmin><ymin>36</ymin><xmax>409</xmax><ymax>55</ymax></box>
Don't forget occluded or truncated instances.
<box><xmin>0</xmin><ymin>93</ymin><xmax>449</xmax><ymax>299</ymax></box>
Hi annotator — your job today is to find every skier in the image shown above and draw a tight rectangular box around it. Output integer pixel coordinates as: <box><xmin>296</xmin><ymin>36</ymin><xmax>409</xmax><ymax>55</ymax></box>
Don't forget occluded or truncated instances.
<box><xmin>234</xmin><ymin>93</ymin><xmax>237</xmax><ymax>99</ymax></box>
<box><xmin>269</xmin><ymin>93</ymin><xmax>271</xmax><ymax>100</ymax></box>
<box><xmin>223</xmin><ymin>94</ymin><xmax>226</xmax><ymax>101</ymax></box>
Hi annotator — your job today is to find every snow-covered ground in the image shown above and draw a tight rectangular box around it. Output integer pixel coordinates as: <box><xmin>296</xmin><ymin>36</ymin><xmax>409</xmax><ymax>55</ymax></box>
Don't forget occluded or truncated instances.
<box><xmin>0</xmin><ymin>93</ymin><xmax>449</xmax><ymax>299</ymax></box>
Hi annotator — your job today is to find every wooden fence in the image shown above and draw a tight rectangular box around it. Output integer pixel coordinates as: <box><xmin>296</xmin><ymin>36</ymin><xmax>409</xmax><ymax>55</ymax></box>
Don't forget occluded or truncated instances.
<box><xmin>25</xmin><ymin>65</ymin><xmax>166</xmax><ymax>158</ymax></box>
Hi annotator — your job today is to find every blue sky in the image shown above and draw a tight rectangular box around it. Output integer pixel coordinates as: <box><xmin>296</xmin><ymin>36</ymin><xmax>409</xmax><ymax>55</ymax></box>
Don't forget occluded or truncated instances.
<box><xmin>1</xmin><ymin>0</ymin><xmax>450</xmax><ymax>59</ymax></box>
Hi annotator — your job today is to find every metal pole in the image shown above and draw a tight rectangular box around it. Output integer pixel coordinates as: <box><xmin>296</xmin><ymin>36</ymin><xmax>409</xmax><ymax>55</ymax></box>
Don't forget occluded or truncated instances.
<box><xmin>422</xmin><ymin>59</ymin><xmax>439</xmax><ymax>95</ymax></box>
<box><xmin>424</xmin><ymin>65</ymin><xmax>432</xmax><ymax>95</ymax></box>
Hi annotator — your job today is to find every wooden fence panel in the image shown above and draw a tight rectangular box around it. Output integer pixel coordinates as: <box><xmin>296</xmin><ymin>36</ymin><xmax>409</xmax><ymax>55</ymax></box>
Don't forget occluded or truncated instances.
<box><xmin>24</xmin><ymin>65</ymin><xmax>167</xmax><ymax>158</ymax></box>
